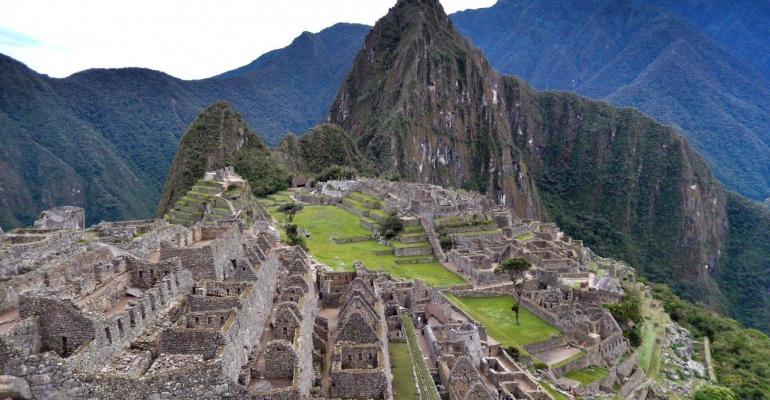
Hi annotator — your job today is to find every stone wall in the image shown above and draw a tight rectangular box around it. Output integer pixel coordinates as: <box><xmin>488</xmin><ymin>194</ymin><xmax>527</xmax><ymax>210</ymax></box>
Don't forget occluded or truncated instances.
<box><xmin>0</xmin><ymin>317</ymin><xmax>41</xmax><ymax>357</ymax></box>
<box><xmin>159</xmin><ymin>329</ymin><xmax>225</xmax><ymax>359</ymax></box>
<box><xmin>263</xmin><ymin>340</ymin><xmax>296</xmax><ymax>378</ymax></box>
<box><xmin>218</xmin><ymin>250</ymin><xmax>282</xmax><ymax>381</ymax></box>
<box><xmin>330</xmin><ymin>365</ymin><xmax>388</xmax><ymax>399</ymax></box>
<box><xmin>392</xmin><ymin>246</ymin><xmax>433</xmax><ymax>257</ymax></box>
<box><xmin>0</xmin><ymin>230</ymin><xmax>83</xmax><ymax>277</ymax></box>
<box><xmin>18</xmin><ymin>296</ymin><xmax>95</xmax><ymax>358</ymax></box>
<box><xmin>70</xmin><ymin>267</ymin><xmax>194</xmax><ymax>372</ymax></box>
<box><xmin>522</xmin><ymin>335</ymin><xmax>568</xmax><ymax>355</ymax></box>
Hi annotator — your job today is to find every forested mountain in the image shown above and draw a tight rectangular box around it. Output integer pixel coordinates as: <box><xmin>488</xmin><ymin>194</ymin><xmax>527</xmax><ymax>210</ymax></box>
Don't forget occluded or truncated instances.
<box><xmin>0</xmin><ymin>23</ymin><xmax>368</xmax><ymax>228</ymax></box>
<box><xmin>325</xmin><ymin>0</ymin><xmax>770</xmax><ymax>337</ymax></box>
<box><xmin>451</xmin><ymin>0</ymin><xmax>770</xmax><ymax>201</ymax></box>
<box><xmin>640</xmin><ymin>0</ymin><xmax>770</xmax><ymax>80</ymax></box>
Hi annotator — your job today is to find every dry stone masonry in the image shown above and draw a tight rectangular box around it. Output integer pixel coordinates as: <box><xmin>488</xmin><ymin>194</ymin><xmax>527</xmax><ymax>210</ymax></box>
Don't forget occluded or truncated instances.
<box><xmin>0</xmin><ymin>172</ymin><xmax>657</xmax><ymax>399</ymax></box>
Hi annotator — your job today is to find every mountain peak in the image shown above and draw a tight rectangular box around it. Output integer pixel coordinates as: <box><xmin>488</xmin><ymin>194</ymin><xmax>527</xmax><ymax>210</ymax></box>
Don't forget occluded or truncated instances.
<box><xmin>329</xmin><ymin>0</ymin><xmax>726</xmax><ymax>314</ymax></box>
<box><xmin>156</xmin><ymin>101</ymin><xmax>267</xmax><ymax>216</ymax></box>
<box><xmin>329</xmin><ymin>0</ymin><xmax>538</xmax><ymax>217</ymax></box>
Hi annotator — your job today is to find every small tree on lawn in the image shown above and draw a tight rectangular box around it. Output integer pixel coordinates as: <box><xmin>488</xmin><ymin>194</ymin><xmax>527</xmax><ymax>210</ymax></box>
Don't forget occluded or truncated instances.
<box><xmin>494</xmin><ymin>257</ymin><xmax>532</xmax><ymax>325</ymax></box>
<box><xmin>378</xmin><ymin>212</ymin><xmax>404</xmax><ymax>240</ymax></box>
<box><xmin>278</xmin><ymin>202</ymin><xmax>303</xmax><ymax>224</ymax></box>
<box><xmin>278</xmin><ymin>202</ymin><xmax>305</xmax><ymax>248</ymax></box>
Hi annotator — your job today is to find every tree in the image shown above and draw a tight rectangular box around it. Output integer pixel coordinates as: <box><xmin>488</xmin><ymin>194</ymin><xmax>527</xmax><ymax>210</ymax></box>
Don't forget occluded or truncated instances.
<box><xmin>694</xmin><ymin>385</ymin><xmax>737</xmax><ymax>400</ymax></box>
<box><xmin>277</xmin><ymin>202</ymin><xmax>306</xmax><ymax>249</ymax></box>
<box><xmin>278</xmin><ymin>202</ymin><xmax>303</xmax><ymax>224</ymax></box>
<box><xmin>494</xmin><ymin>257</ymin><xmax>532</xmax><ymax>325</ymax></box>
<box><xmin>378</xmin><ymin>213</ymin><xmax>404</xmax><ymax>239</ymax></box>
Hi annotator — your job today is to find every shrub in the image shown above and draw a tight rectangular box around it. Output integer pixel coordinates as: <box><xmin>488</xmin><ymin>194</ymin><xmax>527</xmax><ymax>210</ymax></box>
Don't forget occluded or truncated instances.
<box><xmin>604</xmin><ymin>288</ymin><xmax>643</xmax><ymax>347</ymax></box>
<box><xmin>439</xmin><ymin>234</ymin><xmax>453</xmax><ymax>252</ymax></box>
<box><xmin>694</xmin><ymin>385</ymin><xmax>737</xmax><ymax>400</ymax></box>
<box><xmin>379</xmin><ymin>213</ymin><xmax>404</xmax><ymax>239</ymax></box>
<box><xmin>315</xmin><ymin>164</ymin><xmax>357</xmax><ymax>182</ymax></box>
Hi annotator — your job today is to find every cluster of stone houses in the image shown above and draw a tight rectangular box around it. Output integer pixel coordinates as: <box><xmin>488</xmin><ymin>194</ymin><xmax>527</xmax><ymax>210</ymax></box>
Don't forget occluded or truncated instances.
<box><xmin>0</xmin><ymin>172</ymin><xmax>652</xmax><ymax>399</ymax></box>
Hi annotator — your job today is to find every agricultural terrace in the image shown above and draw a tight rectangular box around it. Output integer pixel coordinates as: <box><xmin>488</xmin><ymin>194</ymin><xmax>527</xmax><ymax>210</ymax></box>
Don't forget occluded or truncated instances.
<box><xmin>259</xmin><ymin>192</ymin><xmax>465</xmax><ymax>287</ymax></box>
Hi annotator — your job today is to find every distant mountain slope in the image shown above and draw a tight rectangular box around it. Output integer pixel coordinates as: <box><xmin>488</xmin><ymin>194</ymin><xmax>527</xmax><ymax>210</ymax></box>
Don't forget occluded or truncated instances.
<box><xmin>0</xmin><ymin>23</ymin><xmax>368</xmax><ymax>228</ymax></box>
<box><xmin>451</xmin><ymin>0</ymin><xmax>770</xmax><ymax>201</ymax></box>
<box><xmin>641</xmin><ymin>0</ymin><xmax>770</xmax><ymax>81</ymax></box>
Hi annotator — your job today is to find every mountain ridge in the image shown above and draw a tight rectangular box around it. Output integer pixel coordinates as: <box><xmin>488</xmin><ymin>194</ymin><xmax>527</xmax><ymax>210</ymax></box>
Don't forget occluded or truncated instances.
<box><xmin>451</xmin><ymin>0</ymin><xmax>770</xmax><ymax>200</ymax></box>
<box><xmin>0</xmin><ymin>23</ymin><xmax>369</xmax><ymax>228</ymax></box>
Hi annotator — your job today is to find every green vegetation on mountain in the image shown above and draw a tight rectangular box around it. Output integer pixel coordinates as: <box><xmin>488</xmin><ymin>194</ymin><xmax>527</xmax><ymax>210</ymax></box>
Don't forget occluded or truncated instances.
<box><xmin>604</xmin><ymin>288</ymin><xmax>643</xmax><ymax>347</ymax></box>
<box><xmin>156</xmin><ymin>102</ymin><xmax>289</xmax><ymax>216</ymax></box>
<box><xmin>715</xmin><ymin>193</ymin><xmax>770</xmax><ymax>333</ymax></box>
<box><xmin>275</xmin><ymin>123</ymin><xmax>370</xmax><ymax>175</ymax></box>
<box><xmin>652</xmin><ymin>284</ymin><xmax>770</xmax><ymax>399</ymax></box>
<box><xmin>329</xmin><ymin>0</ymin><xmax>744</xmax><ymax>329</ymax></box>
<box><xmin>0</xmin><ymin>23</ymin><xmax>369</xmax><ymax>228</ymax></box>
<box><xmin>451</xmin><ymin>0</ymin><xmax>770</xmax><ymax>201</ymax></box>
<box><xmin>642</xmin><ymin>0</ymin><xmax>770</xmax><ymax>81</ymax></box>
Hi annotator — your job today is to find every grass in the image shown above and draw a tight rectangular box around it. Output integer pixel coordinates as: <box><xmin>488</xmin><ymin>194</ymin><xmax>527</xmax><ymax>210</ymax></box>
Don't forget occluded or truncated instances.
<box><xmin>540</xmin><ymin>381</ymin><xmax>569</xmax><ymax>400</ymax></box>
<box><xmin>268</xmin><ymin>204</ymin><xmax>465</xmax><ymax>288</ymax></box>
<box><xmin>404</xmin><ymin>225</ymin><xmax>425</xmax><ymax>233</ymax></box>
<box><xmin>564</xmin><ymin>366</ymin><xmax>608</xmax><ymax>385</ymax></box>
<box><xmin>445</xmin><ymin>294</ymin><xmax>561</xmax><ymax>346</ymax></box>
<box><xmin>515</xmin><ymin>232</ymin><xmax>534</xmax><ymax>241</ymax></box>
<box><xmin>401</xmin><ymin>313</ymin><xmax>441</xmax><ymax>400</ymax></box>
<box><xmin>637</xmin><ymin>283</ymin><xmax>668</xmax><ymax>378</ymax></box>
<box><xmin>390</xmin><ymin>240</ymin><xmax>432</xmax><ymax>248</ymax></box>
<box><xmin>389</xmin><ymin>343</ymin><xmax>418</xmax><ymax>399</ymax></box>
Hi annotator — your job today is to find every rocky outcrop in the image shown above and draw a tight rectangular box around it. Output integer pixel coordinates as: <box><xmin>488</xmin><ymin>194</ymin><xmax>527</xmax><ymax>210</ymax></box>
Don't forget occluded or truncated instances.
<box><xmin>0</xmin><ymin>375</ymin><xmax>32</xmax><ymax>399</ymax></box>
<box><xmin>330</xmin><ymin>0</ymin><xmax>544</xmax><ymax>219</ymax></box>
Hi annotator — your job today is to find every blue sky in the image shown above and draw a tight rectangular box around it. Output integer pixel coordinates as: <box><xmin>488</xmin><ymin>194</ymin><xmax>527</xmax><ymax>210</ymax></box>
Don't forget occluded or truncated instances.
<box><xmin>0</xmin><ymin>0</ymin><xmax>495</xmax><ymax>79</ymax></box>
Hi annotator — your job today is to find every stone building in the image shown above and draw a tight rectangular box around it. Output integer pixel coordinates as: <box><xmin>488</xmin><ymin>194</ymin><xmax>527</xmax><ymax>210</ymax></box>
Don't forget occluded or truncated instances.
<box><xmin>328</xmin><ymin>277</ymin><xmax>393</xmax><ymax>399</ymax></box>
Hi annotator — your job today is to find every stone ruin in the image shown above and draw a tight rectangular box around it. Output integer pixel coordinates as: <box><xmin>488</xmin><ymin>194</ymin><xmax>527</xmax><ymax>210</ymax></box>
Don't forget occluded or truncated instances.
<box><xmin>1</xmin><ymin>174</ymin><xmax>654</xmax><ymax>399</ymax></box>
<box><xmin>303</xmin><ymin>178</ymin><xmax>649</xmax><ymax>398</ymax></box>
<box><xmin>32</xmin><ymin>206</ymin><xmax>85</xmax><ymax>231</ymax></box>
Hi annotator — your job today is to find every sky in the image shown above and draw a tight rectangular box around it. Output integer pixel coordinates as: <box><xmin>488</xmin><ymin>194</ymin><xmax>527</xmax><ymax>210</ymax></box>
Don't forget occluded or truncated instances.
<box><xmin>0</xmin><ymin>0</ymin><xmax>495</xmax><ymax>80</ymax></box>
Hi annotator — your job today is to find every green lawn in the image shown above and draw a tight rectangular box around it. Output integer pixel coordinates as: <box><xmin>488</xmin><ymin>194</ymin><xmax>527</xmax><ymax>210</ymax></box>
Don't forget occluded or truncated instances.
<box><xmin>445</xmin><ymin>294</ymin><xmax>561</xmax><ymax>346</ymax></box>
<box><xmin>564</xmin><ymin>366</ymin><xmax>608</xmax><ymax>384</ymax></box>
<box><xmin>389</xmin><ymin>343</ymin><xmax>418</xmax><ymax>399</ymax></box>
<box><xmin>274</xmin><ymin>205</ymin><xmax>465</xmax><ymax>288</ymax></box>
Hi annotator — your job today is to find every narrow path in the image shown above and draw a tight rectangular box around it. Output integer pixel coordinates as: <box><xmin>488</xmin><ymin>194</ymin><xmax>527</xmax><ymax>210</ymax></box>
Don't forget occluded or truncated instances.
<box><xmin>319</xmin><ymin>307</ymin><xmax>339</xmax><ymax>397</ymax></box>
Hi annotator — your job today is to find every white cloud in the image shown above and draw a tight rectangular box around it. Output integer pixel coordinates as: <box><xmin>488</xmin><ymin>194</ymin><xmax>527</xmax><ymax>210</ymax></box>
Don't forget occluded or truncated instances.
<box><xmin>0</xmin><ymin>0</ymin><xmax>495</xmax><ymax>79</ymax></box>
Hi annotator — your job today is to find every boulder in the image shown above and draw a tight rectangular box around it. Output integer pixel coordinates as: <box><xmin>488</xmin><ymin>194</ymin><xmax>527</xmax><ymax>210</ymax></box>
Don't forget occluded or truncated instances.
<box><xmin>0</xmin><ymin>375</ymin><xmax>33</xmax><ymax>399</ymax></box>
<box><xmin>33</xmin><ymin>206</ymin><xmax>85</xmax><ymax>230</ymax></box>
